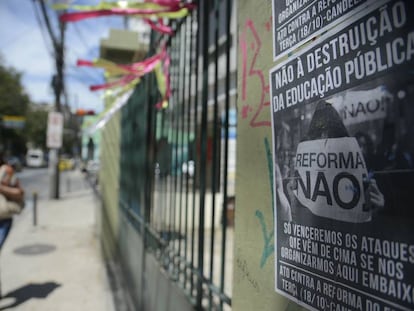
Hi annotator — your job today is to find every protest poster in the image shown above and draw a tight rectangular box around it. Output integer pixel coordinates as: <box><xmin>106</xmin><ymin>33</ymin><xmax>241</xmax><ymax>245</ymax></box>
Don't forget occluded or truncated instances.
<box><xmin>271</xmin><ymin>0</ymin><xmax>388</xmax><ymax>60</ymax></box>
<box><xmin>269</xmin><ymin>1</ymin><xmax>414</xmax><ymax>310</ymax></box>
<box><xmin>330</xmin><ymin>87</ymin><xmax>390</xmax><ymax>126</ymax></box>
<box><xmin>294</xmin><ymin>135</ymin><xmax>371</xmax><ymax>223</ymax></box>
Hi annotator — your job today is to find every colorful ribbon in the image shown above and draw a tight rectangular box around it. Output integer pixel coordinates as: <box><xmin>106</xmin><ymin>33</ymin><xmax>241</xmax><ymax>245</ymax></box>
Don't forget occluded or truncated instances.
<box><xmin>144</xmin><ymin>0</ymin><xmax>184</xmax><ymax>5</ymax></box>
<box><xmin>57</xmin><ymin>2</ymin><xmax>195</xmax><ymax>23</ymax></box>
<box><xmin>144</xmin><ymin>19</ymin><xmax>174</xmax><ymax>35</ymax></box>
<box><xmin>77</xmin><ymin>59</ymin><xmax>132</xmax><ymax>76</ymax></box>
<box><xmin>77</xmin><ymin>49</ymin><xmax>166</xmax><ymax>77</ymax></box>
<box><xmin>154</xmin><ymin>47</ymin><xmax>171</xmax><ymax>109</ymax></box>
<box><xmin>77</xmin><ymin>46</ymin><xmax>171</xmax><ymax>109</ymax></box>
<box><xmin>89</xmin><ymin>75</ymin><xmax>140</xmax><ymax>91</ymax></box>
<box><xmin>54</xmin><ymin>1</ymin><xmax>187</xmax><ymax>11</ymax></box>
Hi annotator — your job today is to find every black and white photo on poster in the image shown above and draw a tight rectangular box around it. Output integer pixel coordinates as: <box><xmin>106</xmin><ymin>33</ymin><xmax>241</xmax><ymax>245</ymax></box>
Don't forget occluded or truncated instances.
<box><xmin>270</xmin><ymin>0</ymin><xmax>414</xmax><ymax>310</ymax></box>
<box><xmin>271</xmin><ymin>0</ymin><xmax>387</xmax><ymax>60</ymax></box>
<box><xmin>273</xmin><ymin>76</ymin><xmax>414</xmax><ymax>311</ymax></box>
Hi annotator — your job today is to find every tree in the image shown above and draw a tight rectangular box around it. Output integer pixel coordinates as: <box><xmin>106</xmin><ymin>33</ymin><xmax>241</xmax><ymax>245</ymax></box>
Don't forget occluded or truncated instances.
<box><xmin>0</xmin><ymin>57</ymin><xmax>30</xmax><ymax>116</ymax></box>
<box><xmin>25</xmin><ymin>107</ymin><xmax>49</xmax><ymax>150</ymax></box>
<box><xmin>0</xmin><ymin>55</ymin><xmax>31</xmax><ymax>156</ymax></box>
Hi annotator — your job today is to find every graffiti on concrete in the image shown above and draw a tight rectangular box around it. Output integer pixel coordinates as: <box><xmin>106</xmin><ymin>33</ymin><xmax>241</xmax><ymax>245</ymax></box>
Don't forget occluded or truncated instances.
<box><xmin>255</xmin><ymin>137</ymin><xmax>275</xmax><ymax>268</ymax></box>
<box><xmin>240</xmin><ymin>19</ymin><xmax>271</xmax><ymax>128</ymax></box>
<box><xmin>236</xmin><ymin>248</ymin><xmax>261</xmax><ymax>292</ymax></box>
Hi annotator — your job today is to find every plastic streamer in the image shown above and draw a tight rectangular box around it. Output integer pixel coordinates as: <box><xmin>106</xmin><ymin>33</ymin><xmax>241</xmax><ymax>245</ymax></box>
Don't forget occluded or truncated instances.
<box><xmin>57</xmin><ymin>2</ymin><xmax>195</xmax><ymax>23</ymax></box>
<box><xmin>89</xmin><ymin>75</ymin><xmax>139</xmax><ymax>91</ymax></box>
<box><xmin>144</xmin><ymin>0</ymin><xmax>183</xmax><ymax>5</ymax></box>
<box><xmin>154</xmin><ymin>49</ymin><xmax>171</xmax><ymax>109</ymax></box>
<box><xmin>105</xmin><ymin>79</ymin><xmax>139</xmax><ymax>99</ymax></box>
<box><xmin>77</xmin><ymin>59</ymin><xmax>132</xmax><ymax>76</ymax></box>
<box><xmin>77</xmin><ymin>48</ymin><xmax>167</xmax><ymax>78</ymax></box>
<box><xmin>77</xmin><ymin>47</ymin><xmax>171</xmax><ymax>109</ymax></box>
<box><xmin>144</xmin><ymin>19</ymin><xmax>174</xmax><ymax>35</ymax></box>
<box><xmin>54</xmin><ymin>1</ymin><xmax>187</xmax><ymax>11</ymax></box>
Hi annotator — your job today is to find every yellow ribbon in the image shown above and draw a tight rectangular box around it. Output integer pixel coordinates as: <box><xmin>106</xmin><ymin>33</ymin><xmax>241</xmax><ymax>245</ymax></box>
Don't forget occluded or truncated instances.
<box><xmin>53</xmin><ymin>2</ymin><xmax>170</xmax><ymax>11</ymax></box>
<box><xmin>92</xmin><ymin>59</ymin><xmax>132</xmax><ymax>76</ymax></box>
<box><xmin>53</xmin><ymin>1</ymin><xmax>190</xmax><ymax>19</ymax></box>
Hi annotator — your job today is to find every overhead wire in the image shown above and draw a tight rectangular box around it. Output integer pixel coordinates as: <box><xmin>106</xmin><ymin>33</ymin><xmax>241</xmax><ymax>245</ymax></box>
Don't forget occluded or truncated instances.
<box><xmin>65</xmin><ymin>23</ymin><xmax>105</xmax><ymax>85</ymax></box>
<box><xmin>33</xmin><ymin>0</ymin><xmax>127</xmax><ymax>107</ymax></box>
<box><xmin>60</xmin><ymin>9</ymin><xmax>116</xmax><ymax>98</ymax></box>
<box><xmin>0</xmin><ymin>27</ymin><xmax>36</xmax><ymax>50</ymax></box>
<box><xmin>31</xmin><ymin>0</ymin><xmax>55</xmax><ymax>57</ymax></box>
<box><xmin>35</xmin><ymin>0</ymin><xmax>68</xmax><ymax>109</ymax></box>
<box><xmin>66</xmin><ymin>64</ymin><xmax>103</xmax><ymax>85</ymax></box>
<box><xmin>72</xmin><ymin>23</ymin><xmax>92</xmax><ymax>52</ymax></box>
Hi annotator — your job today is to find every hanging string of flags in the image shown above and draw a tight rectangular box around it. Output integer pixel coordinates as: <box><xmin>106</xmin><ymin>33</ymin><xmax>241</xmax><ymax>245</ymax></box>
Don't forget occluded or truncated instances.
<box><xmin>51</xmin><ymin>0</ymin><xmax>191</xmax><ymax>130</ymax></box>
<box><xmin>54</xmin><ymin>0</ymin><xmax>195</xmax><ymax>35</ymax></box>
<box><xmin>76</xmin><ymin>46</ymin><xmax>171</xmax><ymax>109</ymax></box>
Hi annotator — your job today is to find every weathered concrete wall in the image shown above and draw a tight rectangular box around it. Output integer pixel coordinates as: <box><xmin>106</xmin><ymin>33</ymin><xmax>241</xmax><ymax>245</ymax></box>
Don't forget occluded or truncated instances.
<box><xmin>233</xmin><ymin>1</ymin><xmax>303</xmax><ymax>310</ymax></box>
<box><xmin>100</xmin><ymin>111</ymin><xmax>122</xmax><ymax>259</ymax></box>
<box><xmin>235</xmin><ymin>1</ymin><xmax>414</xmax><ymax>311</ymax></box>
<box><xmin>98</xmin><ymin>98</ymin><xmax>194</xmax><ymax>311</ymax></box>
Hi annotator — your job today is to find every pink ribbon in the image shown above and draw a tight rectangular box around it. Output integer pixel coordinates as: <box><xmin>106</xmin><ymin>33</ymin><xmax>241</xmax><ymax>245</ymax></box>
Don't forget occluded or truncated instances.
<box><xmin>76</xmin><ymin>60</ymin><xmax>94</xmax><ymax>67</ymax></box>
<box><xmin>78</xmin><ymin>48</ymin><xmax>169</xmax><ymax>92</ymax></box>
<box><xmin>144</xmin><ymin>19</ymin><xmax>174</xmax><ymax>35</ymax></box>
<box><xmin>60</xmin><ymin>4</ymin><xmax>195</xmax><ymax>23</ymax></box>
<box><xmin>155</xmin><ymin>47</ymin><xmax>171</xmax><ymax>109</ymax></box>
<box><xmin>89</xmin><ymin>75</ymin><xmax>138</xmax><ymax>91</ymax></box>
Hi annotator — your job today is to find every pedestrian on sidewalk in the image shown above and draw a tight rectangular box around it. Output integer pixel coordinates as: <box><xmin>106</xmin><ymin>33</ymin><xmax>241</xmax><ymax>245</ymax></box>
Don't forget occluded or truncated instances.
<box><xmin>0</xmin><ymin>154</ymin><xmax>25</xmax><ymax>297</ymax></box>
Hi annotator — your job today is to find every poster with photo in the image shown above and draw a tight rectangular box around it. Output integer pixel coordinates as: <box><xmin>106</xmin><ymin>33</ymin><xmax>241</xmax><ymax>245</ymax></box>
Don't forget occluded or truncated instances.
<box><xmin>269</xmin><ymin>1</ymin><xmax>414</xmax><ymax>310</ymax></box>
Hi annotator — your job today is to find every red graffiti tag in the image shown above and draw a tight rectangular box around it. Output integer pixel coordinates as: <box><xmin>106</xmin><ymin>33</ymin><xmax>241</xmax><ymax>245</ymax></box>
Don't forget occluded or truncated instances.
<box><xmin>265</xmin><ymin>15</ymin><xmax>272</xmax><ymax>32</ymax></box>
<box><xmin>240</xmin><ymin>19</ymin><xmax>270</xmax><ymax>128</ymax></box>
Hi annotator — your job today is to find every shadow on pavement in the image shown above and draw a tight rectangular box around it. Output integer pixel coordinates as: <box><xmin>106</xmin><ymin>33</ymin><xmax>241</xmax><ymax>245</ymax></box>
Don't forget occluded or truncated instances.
<box><xmin>13</xmin><ymin>243</ymin><xmax>56</xmax><ymax>256</ymax></box>
<box><xmin>0</xmin><ymin>282</ymin><xmax>61</xmax><ymax>310</ymax></box>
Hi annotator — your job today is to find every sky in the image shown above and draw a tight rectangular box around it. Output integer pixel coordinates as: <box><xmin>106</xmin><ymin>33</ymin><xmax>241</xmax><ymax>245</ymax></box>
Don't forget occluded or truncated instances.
<box><xmin>0</xmin><ymin>0</ymin><xmax>125</xmax><ymax>113</ymax></box>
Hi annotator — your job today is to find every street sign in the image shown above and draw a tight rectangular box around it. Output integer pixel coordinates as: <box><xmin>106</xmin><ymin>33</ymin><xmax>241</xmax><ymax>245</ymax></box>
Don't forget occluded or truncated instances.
<box><xmin>2</xmin><ymin>115</ymin><xmax>26</xmax><ymax>129</ymax></box>
<box><xmin>47</xmin><ymin>112</ymin><xmax>63</xmax><ymax>149</ymax></box>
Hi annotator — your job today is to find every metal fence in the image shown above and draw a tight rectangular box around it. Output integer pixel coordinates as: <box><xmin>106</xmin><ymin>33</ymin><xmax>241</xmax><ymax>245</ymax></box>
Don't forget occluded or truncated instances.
<box><xmin>119</xmin><ymin>0</ymin><xmax>236</xmax><ymax>309</ymax></box>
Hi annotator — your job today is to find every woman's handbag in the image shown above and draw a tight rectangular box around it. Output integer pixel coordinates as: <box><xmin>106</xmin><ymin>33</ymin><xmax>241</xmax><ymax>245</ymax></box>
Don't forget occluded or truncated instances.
<box><xmin>0</xmin><ymin>194</ymin><xmax>23</xmax><ymax>220</ymax></box>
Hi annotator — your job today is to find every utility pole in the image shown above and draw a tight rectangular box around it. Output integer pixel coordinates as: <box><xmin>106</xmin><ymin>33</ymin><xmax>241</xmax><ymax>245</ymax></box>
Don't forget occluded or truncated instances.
<box><xmin>37</xmin><ymin>0</ymin><xmax>65</xmax><ymax>199</ymax></box>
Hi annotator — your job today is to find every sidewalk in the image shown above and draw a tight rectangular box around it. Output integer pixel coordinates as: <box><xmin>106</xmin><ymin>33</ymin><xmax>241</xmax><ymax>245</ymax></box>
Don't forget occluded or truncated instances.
<box><xmin>0</xmin><ymin>170</ymin><xmax>114</xmax><ymax>311</ymax></box>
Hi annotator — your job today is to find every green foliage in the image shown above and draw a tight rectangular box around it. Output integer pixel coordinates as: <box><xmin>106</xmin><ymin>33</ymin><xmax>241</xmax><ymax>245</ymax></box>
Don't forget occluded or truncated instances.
<box><xmin>0</xmin><ymin>56</ymin><xmax>80</xmax><ymax>157</ymax></box>
<box><xmin>0</xmin><ymin>59</ymin><xmax>30</xmax><ymax>155</ymax></box>
<box><xmin>0</xmin><ymin>63</ymin><xmax>30</xmax><ymax>115</ymax></box>
<box><xmin>25</xmin><ymin>108</ymin><xmax>49</xmax><ymax>150</ymax></box>
<box><xmin>61</xmin><ymin>114</ymin><xmax>80</xmax><ymax>156</ymax></box>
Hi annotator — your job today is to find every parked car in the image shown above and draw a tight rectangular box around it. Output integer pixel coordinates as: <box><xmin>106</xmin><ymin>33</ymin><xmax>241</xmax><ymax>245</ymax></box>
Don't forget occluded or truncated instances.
<box><xmin>26</xmin><ymin>149</ymin><xmax>46</xmax><ymax>168</ymax></box>
<box><xmin>59</xmin><ymin>156</ymin><xmax>75</xmax><ymax>171</ymax></box>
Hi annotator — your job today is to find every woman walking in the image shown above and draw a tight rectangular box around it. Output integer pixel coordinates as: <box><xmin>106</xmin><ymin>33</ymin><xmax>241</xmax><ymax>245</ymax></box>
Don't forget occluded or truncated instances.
<box><xmin>0</xmin><ymin>155</ymin><xmax>24</xmax><ymax>298</ymax></box>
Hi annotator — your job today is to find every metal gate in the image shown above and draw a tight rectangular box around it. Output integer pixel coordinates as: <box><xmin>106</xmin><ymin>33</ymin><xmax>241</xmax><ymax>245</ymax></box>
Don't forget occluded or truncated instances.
<box><xmin>119</xmin><ymin>1</ymin><xmax>237</xmax><ymax>309</ymax></box>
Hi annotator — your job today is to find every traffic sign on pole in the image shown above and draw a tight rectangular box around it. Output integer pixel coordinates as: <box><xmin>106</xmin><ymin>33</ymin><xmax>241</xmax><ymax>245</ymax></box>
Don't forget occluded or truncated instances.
<box><xmin>47</xmin><ymin>112</ymin><xmax>63</xmax><ymax>149</ymax></box>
